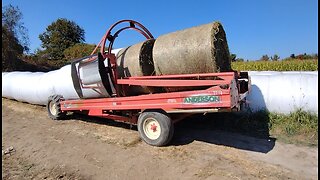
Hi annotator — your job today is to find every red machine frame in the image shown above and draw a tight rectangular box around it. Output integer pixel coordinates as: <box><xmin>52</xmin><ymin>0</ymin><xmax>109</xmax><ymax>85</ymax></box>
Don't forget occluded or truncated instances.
<box><xmin>61</xmin><ymin>71</ymin><xmax>249</xmax><ymax>123</ymax></box>
<box><xmin>58</xmin><ymin>20</ymin><xmax>250</xmax><ymax>125</ymax></box>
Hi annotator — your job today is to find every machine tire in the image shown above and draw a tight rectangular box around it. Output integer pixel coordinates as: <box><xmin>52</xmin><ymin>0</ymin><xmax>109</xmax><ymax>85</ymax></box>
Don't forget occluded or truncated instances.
<box><xmin>46</xmin><ymin>95</ymin><xmax>66</xmax><ymax>120</ymax></box>
<box><xmin>137</xmin><ymin>111</ymin><xmax>174</xmax><ymax>146</ymax></box>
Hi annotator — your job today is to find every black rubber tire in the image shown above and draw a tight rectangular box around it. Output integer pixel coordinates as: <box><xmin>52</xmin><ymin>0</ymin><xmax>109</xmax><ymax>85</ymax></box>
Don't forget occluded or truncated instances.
<box><xmin>46</xmin><ymin>95</ymin><xmax>66</xmax><ymax>120</ymax></box>
<box><xmin>137</xmin><ymin>111</ymin><xmax>174</xmax><ymax>146</ymax></box>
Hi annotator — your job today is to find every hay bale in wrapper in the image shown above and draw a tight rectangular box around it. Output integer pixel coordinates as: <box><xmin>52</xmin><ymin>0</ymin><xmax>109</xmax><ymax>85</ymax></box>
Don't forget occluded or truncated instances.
<box><xmin>116</xmin><ymin>39</ymin><xmax>163</xmax><ymax>96</ymax></box>
<box><xmin>152</xmin><ymin>21</ymin><xmax>231</xmax><ymax>75</ymax></box>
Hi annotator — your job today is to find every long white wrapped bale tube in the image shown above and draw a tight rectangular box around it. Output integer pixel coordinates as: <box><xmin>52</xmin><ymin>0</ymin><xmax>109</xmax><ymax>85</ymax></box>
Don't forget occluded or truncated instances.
<box><xmin>2</xmin><ymin>65</ymin><xmax>102</xmax><ymax>105</ymax></box>
<box><xmin>247</xmin><ymin>71</ymin><xmax>318</xmax><ymax>114</ymax></box>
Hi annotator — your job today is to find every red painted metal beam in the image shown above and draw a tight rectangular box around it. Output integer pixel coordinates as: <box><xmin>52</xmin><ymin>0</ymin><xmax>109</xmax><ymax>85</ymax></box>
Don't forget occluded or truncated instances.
<box><xmin>126</xmin><ymin>72</ymin><xmax>235</xmax><ymax>79</ymax></box>
<box><xmin>62</xmin><ymin>86</ymin><xmax>229</xmax><ymax>104</ymax></box>
<box><xmin>117</xmin><ymin>79</ymin><xmax>229</xmax><ymax>87</ymax></box>
<box><xmin>60</xmin><ymin>88</ymin><xmax>232</xmax><ymax>112</ymax></box>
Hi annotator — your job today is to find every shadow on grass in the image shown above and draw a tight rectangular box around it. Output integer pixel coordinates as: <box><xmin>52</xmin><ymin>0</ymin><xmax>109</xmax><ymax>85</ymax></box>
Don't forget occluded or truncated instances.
<box><xmin>171</xmin><ymin>110</ymin><xmax>276</xmax><ymax>153</ymax></box>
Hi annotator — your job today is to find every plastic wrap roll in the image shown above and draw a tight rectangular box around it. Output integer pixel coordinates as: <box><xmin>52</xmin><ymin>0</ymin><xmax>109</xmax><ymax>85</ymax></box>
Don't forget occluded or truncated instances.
<box><xmin>247</xmin><ymin>71</ymin><xmax>318</xmax><ymax>114</ymax></box>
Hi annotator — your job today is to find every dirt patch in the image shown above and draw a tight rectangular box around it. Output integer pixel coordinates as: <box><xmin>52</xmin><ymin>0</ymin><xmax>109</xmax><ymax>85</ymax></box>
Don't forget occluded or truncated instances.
<box><xmin>2</xmin><ymin>98</ymin><xmax>318</xmax><ymax>179</ymax></box>
<box><xmin>2</xmin><ymin>151</ymin><xmax>86</xmax><ymax>180</ymax></box>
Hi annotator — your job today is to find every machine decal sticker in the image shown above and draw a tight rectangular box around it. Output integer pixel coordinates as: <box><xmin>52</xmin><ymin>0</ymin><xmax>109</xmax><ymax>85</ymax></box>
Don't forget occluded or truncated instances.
<box><xmin>183</xmin><ymin>95</ymin><xmax>220</xmax><ymax>104</ymax></box>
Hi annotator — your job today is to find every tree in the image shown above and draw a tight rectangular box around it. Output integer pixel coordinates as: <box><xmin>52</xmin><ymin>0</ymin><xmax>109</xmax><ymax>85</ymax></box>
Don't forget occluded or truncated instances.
<box><xmin>39</xmin><ymin>18</ymin><xmax>85</xmax><ymax>60</ymax></box>
<box><xmin>63</xmin><ymin>43</ymin><xmax>96</xmax><ymax>60</ymax></box>
<box><xmin>260</xmin><ymin>55</ymin><xmax>269</xmax><ymax>61</ymax></box>
<box><xmin>290</xmin><ymin>54</ymin><xmax>295</xmax><ymax>59</ymax></box>
<box><xmin>230</xmin><ymin>53</ymin><xmax>237</xmax><ymax>62</ymax></box>
<box><xmin>2</xmin><ymin>4</ymin><xmax>29</xmax><ymax>53</ymax></box>
<box><xmin>271</xmin><ymin>54</ymin><xmax>280</xmax><ymax>61</ymax></box>
<box><xmin>2</xmin><ymin>26</ymin><xmax>24</xmax><ymax>71</ymax></box>
<box><xmin>2</xmin><ymin>4</ymin><xmax>29</xmax><ymax>71</ymax></box>
<box><xmin>229</xmin><ymin>53</ymin><xmax>245</xmax><ymax>62</ymax></box>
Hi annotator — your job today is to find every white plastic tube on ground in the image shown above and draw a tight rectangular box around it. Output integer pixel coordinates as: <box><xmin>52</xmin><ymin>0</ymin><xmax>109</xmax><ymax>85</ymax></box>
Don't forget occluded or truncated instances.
<box><xmin>247</xmin><ymin>71</ymin><xmax>318</xmax><ymax>114</ymax></box>
<box><xmin>2</xmin><ymin>65</ymin><xmax>101</xmax><ymax>105</ymax></box>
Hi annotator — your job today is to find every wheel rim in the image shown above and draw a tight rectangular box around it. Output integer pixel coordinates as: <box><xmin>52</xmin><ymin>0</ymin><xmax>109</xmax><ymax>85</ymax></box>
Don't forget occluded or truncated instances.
<box><xmin>49</xmin><ymin>101</ymin><xmax>58</xmax><ymax>116</ymax></box>
<box><xmin>143</xmin><ymin>118</ymin><xmax>161</xmax><ymax>140</ymax></box>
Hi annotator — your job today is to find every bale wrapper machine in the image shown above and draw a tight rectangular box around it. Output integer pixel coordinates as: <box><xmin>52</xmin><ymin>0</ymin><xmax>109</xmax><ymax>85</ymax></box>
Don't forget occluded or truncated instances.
<box><xmin>46</xmin><ymin>20</ymin><xmax>251</xmax><ymax>146</ymax></box>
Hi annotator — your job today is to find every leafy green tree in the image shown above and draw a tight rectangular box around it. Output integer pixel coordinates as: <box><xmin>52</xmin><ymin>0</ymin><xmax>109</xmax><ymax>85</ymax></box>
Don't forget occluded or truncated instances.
<box><xmin>39</xmin><ymin>18</ymin><xmax>85</xmax><ymax>60</ymax></box>
<box><xmin>229</xmin><ymin>53</ymin><xmax>246</xmax><ymax>62</ymax></box>
<box><xmin>271</xmin><ymin>54</ymin><xmax>280</xmax><ymax>61</ymax></box>
<box><xmin>230</xmin><ymin>53</ymin><xmax>237</xmax><ymax>62</ymax></box>
<box><xmin>63</xmin><ymin>43</ymin><xmax>96</xmax><ymax>60</ymax></box>
<box><xmin>260</xmin><ymin>55</ymin><xmax>269</xmax><ymax>61</ymax></box>
<box><xmin>2</xmin><ymin>4</ymin><xmax>29</xmax><ymax>71</ymax></box>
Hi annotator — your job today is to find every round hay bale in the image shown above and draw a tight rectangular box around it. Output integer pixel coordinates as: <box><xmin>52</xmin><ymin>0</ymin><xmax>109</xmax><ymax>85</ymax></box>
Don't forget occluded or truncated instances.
<box><xmin>152</xmin><ymin>21</ymin><xmax>231</xmax><ymax>75</ymax></box>
<box><xmin>116</xmin><ymin>39</ymin><xmax>163</xmax><ymax>96</ymax></box>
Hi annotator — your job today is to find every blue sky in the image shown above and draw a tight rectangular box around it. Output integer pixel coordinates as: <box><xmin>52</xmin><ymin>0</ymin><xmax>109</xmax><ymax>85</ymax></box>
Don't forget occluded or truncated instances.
<box><xmin>2</xmin><ymin>0</ymin><xmax>318</xmax><ymax>60</ymax></box>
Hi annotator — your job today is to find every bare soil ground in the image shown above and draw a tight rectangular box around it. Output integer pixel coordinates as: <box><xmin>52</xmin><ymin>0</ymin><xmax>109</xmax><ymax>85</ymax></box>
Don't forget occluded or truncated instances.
<box><xmin>2</xmin><ymin>98</ymin><xmax>318</xmax><ymax>180</ymax></box>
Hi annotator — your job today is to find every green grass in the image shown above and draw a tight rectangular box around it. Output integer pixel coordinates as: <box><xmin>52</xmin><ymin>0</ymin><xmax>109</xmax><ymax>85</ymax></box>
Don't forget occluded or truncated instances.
<box><xmin>268</xmin><ymin>109</ymin><xmax>318</xmax><ymax>146</ymax></box>
<box><xmin>201</xmin><ymin>109</ymin><xmax>318</xmax><ymax>146</ymax></box>
<box><xmin>236</xmin><ymin>109</ymin><xmax>318</xmax><ymax>146</ymax></box>
<box><xmin>232</xmin><ymin>59</ymin><xmax>318</xmax><ymax>71</ymax></box>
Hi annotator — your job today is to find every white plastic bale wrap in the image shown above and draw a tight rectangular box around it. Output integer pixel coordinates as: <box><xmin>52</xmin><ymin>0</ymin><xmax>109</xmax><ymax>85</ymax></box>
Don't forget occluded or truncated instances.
<box><xmin>2</xmin><ymin>72</ymin><xmax>52</xmax><ymax>104</ymax></box>
<box><xmin>247</xmin><ymin>71</ymin><xmax>318</xmax><ymax>114</ymax></box>
<box><xmin>2</xmin><ymin>65</ymin><xmax>101</xmax><ymax>105</ymax></box>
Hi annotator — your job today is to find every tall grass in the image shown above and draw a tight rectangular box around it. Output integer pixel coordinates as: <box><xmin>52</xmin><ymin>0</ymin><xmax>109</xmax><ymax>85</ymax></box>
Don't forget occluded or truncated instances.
<box><xmin>237</xmin><ymin>109</ymin><xmax>318</xmax><ymax>146</ymax></box>
<box><xmin>268</xmin><ymin>109</ymin><xmax>318</xmax><ymax>146</ymax></box>
<box><xmin>232</xmin><ymin>59</ymin><xmax>318</xmax><ymax>71</ymax></box>
<box><xmin>200</xmin><ymin>109</ymin><xmax>318</xmax><ymax>146</ymax></box>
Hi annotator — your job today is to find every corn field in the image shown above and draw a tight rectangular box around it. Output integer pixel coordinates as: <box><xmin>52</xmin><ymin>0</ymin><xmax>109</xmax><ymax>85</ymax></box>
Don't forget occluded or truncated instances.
<box><xmin>232</xmin><ymin>59</ymin><xmax>318</xmax><ymax>71</ymax></box>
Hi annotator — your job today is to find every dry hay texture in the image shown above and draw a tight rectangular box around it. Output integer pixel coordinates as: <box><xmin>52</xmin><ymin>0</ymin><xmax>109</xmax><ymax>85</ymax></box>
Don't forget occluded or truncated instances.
<box><xmin>152</xmin><ymin>21</ymin><xmax>231</xmax><ymax>75</ymax></box>
<box><xmin>116</xmin><ymin>39</ymin><xmax>163</xmax><ymax>96</ymax></box>
<box><xmin>116</xmin><ymin>21</ymin><xmax>231</xmax><ymax>96</ymax></box>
